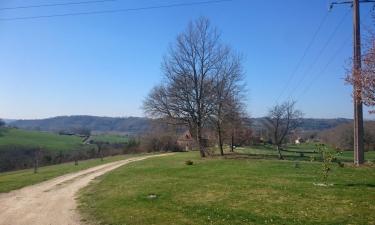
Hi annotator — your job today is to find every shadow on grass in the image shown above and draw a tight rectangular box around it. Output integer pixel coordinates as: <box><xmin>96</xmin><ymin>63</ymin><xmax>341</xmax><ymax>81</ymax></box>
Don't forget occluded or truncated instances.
<box><xmin>212</xmin><ymin>152</ymin><xmax>318</xmax><ymax>162</ymax></box>
<box><xmin>212</xmin><ymin>151</ymin><xmax>357</xmax><ymax>164</ymax></box>
<box><xmin>345</xmin><ymin>183</ymin><xmax>375</xmax><ymax>188</ymax></box>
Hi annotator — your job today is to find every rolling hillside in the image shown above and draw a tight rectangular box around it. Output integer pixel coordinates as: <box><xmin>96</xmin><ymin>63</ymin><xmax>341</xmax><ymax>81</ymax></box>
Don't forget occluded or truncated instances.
<box><xmin>9</xmin><ymin>115</ymin><xmax>354</xmax><ymax>135</ymax></box>
<box><xmin>10</xmin><ymin>116</ymin><xmax>151</xmax><ymax>134</ymax></box>
<box><xmin>0</xmin><ymin>128</ymin><xmax>85</xmax><ymax>152</ymax></box>
<box><xmin>251</xmin><ymin>117</ymin><xmax>353</xmax><ymax>132</ymax></box>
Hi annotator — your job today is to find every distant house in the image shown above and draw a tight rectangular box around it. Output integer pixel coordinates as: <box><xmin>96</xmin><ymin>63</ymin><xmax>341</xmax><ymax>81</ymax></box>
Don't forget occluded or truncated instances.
<box><xmin>295</xmin><ymin>137</ymin><xmax>305</xmax><ymax>145</ymax></box>
<box><xmin>177</xmin><ymin>130</ymin><xmax>214</xmax><ymax>151</ymax></box>
<box><xmin>177</xmin><ymin>130</ymin><xmax>195</xmax><ymax>151</ymax></box>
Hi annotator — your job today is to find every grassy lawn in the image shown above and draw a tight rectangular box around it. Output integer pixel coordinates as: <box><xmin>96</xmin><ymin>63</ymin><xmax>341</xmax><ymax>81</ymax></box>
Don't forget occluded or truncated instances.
<box><xmin>79</xmin><ymin>151</ymin><xmax>375</xmax><ymax>225</ymax></box>
<box><xmin>91</xmin><ymin>134</ymin><xmax>129</xmax><ymax>144</ymax></box>
<box><xmin>0</xmin><ymin>154</ymin><xmax>145</xmax><ymax>193</ymax></box>
<box><xmin>236</xmin><ymin>144</ymin><xmax>375</xmax><ymax>163</ymax></box>
<box><xmin>0</xmin><ymin>128</ymin><xmax>85</xmax><ymax>152</ymax></box>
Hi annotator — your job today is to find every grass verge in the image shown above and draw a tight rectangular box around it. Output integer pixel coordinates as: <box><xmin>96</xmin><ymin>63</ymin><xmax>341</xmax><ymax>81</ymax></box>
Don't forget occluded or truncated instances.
<box><xmin>78</xmin><ymin>151</ymin><xmax>375</xmax><ymax>225</ymax></box>
<box><xmin>0</xmin><ymin>153</ymin><xmax>145</xmax><ymax>193</ymax></box>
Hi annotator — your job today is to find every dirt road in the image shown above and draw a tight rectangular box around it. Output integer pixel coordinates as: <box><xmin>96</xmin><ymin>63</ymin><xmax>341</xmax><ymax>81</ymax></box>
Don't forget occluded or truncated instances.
<box><xmin>0</xmin><ymin>154</ymin><xmax>170</xmax><ymax>225</ymax></box>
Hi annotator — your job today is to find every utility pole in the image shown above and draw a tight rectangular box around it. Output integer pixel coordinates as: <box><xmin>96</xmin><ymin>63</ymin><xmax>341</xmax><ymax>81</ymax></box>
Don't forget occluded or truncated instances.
<box><xmin>330</xmin><ymin>0</ymin><xmax>375</xmax><ymax>165</ymax></box>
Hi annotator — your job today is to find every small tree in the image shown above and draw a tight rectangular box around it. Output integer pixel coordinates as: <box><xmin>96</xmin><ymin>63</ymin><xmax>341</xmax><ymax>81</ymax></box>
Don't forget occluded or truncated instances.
<box><xmin>74</xmin><ymin>149</ymin><xmax>81</xmax><ymax>166</ymax></box>
<box><xmin>265</xmin><ymin>101</ymin><xmax>303</xmax><ymax>159</ymax></box>
<box><xmin>93</xmin><ymin>141</ymin><xmax>107</xmax><ymax>161</ymax></box>
<box><xmin>222</xmin><ymin>99</ymin><xmax>249</xmax><ymax>152</ymax></box>
<box><xmin>316</xmin><ymin>144</ymin><xmax>342</xmax><ymax>185</ymax></box>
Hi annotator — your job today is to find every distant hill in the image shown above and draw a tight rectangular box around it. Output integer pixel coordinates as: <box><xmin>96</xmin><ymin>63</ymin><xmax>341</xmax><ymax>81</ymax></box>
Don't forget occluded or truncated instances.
<box><xmin>9</xmin><ymin>116</ymin><xmax>354</xmax><ymax>135</ymax></box>
<box><xmin>251</xmin><ymin>117</ymin><xmax>352</xmax><ymax>132</ymax></box>
<box><xmin>1</xmin><ymin>119</ymin><xmax>16</xmax><ymax>124</ymax></box>
<box><xmin>10</xmin><ymin>116</ymin><xmax>152</xmax><ymax>135</ymax></box>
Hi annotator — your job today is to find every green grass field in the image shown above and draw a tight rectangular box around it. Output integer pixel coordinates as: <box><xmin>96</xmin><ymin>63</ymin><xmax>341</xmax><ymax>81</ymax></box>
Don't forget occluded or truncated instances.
<box><xmin>0</xmin><ymin>154</ymin><xmax>146</xmax><ymax>193</ymax></box>
<box><xmin>90</xmin><ymin>134</ymin><xmax>129</xmax><ymax>144</ymax></box>
<box><xmin>0</xmin><ymin>128</ymin><xmax>85</xmax><ymax>152</ymax></box>
<box><xmin>78</xmin><ymin>151</ymin><xmax>375</xmax><ymax>225</ymax></box>
<box><xmin>0</xmin><ymin>128</ymin><xmax>131</xmax><ymax>153</ymax></box>
<box><xmin>236</xmin><ymin>143</ymin><xmax>375</xmax><ymax>162</ymax></box>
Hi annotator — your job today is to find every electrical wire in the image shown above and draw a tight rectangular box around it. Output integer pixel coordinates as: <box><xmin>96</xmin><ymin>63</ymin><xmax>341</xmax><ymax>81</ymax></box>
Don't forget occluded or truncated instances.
<box><xmin>297</xmin><ymin>36</ymin><xmax>351</xmax><ymax>100</ymax></box>
<box><xmin>285</xmin><ymin>8</ymin><xmax>350</xmax><ymax>100</ymax></box>
<box><xmin>274</xmin><ymin>11</ymin><xmax>330</xmax><ymax>103</ymax></box>
<box><xmin>0</xmin><ymin>0</ymin><xmax>234</xmax><ymax>21</ymax></box>
<box><xmin>0</xmin><ymin>0</ymin><xmax>117</xmax><ymax>11</ymax></box>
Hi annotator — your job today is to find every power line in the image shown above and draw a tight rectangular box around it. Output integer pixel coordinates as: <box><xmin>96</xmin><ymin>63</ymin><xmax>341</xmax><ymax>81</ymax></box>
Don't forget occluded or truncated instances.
<box><xmin>296</xmin><ymin>8</ymin><xmax>374</xmax><ymax>99</ymax></box>
<box><xmin>0</xmin><ymin>0</ymin><xmax>234</xmax><ymax>21</ymax></box>
<box><xmin>285</xmin><ymin>8</ymin><xmax>350</xmax><ymax>100</ymax></box>
<box><xmin>292</xmin><ymin>7</ymin><xmax>374</xmax><ymax>101</ymax></box>
<box><xmin>296</xmin><ymin>35</ymin><xmax>351</xmax><ymax>100</ymax></box>
<box><xmin>274</xmin><ymin>11</ymin><xmax>330</xmax><ymax>103</ymax></box>
<box><xmin>0</xmin><ymin>0</ymin><xmax>117</xmax><ymax>11</ymax></box>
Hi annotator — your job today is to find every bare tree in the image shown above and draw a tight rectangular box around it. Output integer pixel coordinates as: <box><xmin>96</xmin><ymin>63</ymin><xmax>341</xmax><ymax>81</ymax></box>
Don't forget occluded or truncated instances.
<box><xmin>220</xmin><ymin>96</ymin><xmax>248</xmax><ymax>153</ymax></box>
<box><xmin>143</xmin><ymin>17</ymin><xmax>244</xmax><ymax>157</ymax></box>
<box><xmin>265</xmin><ymin>101</ymin><xmax>303</xmax><ymax>159</ymax></box>
<box><xmin>210</xmin><ymin>54</ymin><xmax>245</xmax><ymax>156</ymax></box>
<box><xmin>93</xmin><ymin>141</ymin><xmax>107</xmax><ymax>161</ymax></box>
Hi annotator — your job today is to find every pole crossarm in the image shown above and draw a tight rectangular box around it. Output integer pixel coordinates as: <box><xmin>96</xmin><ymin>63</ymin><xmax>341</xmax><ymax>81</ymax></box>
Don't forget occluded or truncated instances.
<box><xmin>330</xmin><ymin>0</ymin><xmax>375</xmax><ymax>10</ymax></box>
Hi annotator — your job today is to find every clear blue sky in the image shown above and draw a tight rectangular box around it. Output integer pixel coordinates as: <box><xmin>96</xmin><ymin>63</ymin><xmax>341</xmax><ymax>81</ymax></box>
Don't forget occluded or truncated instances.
<box><xmin>0</xmin><ymin>0</ymin><xmax>374</xmax><ymax>119</ymax></box>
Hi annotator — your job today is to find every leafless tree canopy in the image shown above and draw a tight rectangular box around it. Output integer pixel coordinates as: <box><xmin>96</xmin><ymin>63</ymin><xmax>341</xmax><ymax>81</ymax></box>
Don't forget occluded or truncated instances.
<box><xmin>143</xmin><ymin>17</ymin><xmax>246</xmax><ymax>157</ymax></box>
<box><xmin>265</xmin><ymin>101</ymin><xmax>303</xmax><ymax>159</ymax></box>
<box><xmin>346</xmin><ymin>35</ymin><xmax>375</xmax><ymax>114</ymax></box>
<box><xmin>359</xmin><ymin>40</ymin><xmax>375</xmax><ymax>112</ymax></box>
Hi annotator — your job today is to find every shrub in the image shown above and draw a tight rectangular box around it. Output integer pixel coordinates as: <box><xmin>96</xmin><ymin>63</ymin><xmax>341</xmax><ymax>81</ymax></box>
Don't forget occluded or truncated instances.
<box><xmin>185</xmin><ymin>160</ymin><xmax>194</xmax><ymax>165</ymax></box>
<box><xmin>316</xmin><ymin>144</ymin><xmax>342</xmax><ymax>184</ymax></box>
<box><xmin>139</xmin><ymin>134</ymin><xmax>183</xmax><ymax>152</ymax></box>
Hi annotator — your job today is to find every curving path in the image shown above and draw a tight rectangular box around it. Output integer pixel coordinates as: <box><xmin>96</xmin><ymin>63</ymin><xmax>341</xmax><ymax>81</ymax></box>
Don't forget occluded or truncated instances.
<box><xmin>0</xmin><ymin>154</ymin><xmax>171</xmax><ymax>225</ymax></box>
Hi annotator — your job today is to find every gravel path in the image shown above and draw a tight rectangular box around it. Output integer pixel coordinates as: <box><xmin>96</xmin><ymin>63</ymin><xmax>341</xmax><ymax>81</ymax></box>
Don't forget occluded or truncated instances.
<box><xmin>0</xmin><ymin>154</ymin><xmax>170</xmax><ymax>225</ymax></box>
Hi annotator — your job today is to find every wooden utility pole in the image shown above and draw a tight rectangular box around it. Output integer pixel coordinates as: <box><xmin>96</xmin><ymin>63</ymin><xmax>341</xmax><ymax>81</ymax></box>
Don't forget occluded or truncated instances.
<box><xmin>330</xmin><ymin>0</ymin><xmax>375</xmax><ymax>165</ymax></box>
<box><xmin>352</xmin><ymin>0</ymin><xmax>364</xmax><ymax>165</ymax></box>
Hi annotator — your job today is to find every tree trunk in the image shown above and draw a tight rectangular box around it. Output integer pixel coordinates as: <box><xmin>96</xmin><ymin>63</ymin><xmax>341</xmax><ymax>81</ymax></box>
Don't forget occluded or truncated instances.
<box><xmin>98</xmin><ymin>144</ymin><xmax>104</xmax><ymax>161</ymax></box>
<box><xmin>230</xmin><ymin>131</ymin><xmax>234</xmax><ymax>152</ymax></box>
<box><xmin>218</xmin><ymin>124</ymin><xmax>224</xmax><ymax>156</ymax></box>
<box><xmin>33</xmin><ymin>149</ymin><xmax>39</xmax><ymax>174</ymax></box>
<box><xmin>197</xmin><ymin>125</ymin><xmax>206</xmax><ymax>157</ymax></box>
<box><xmin>100</xmin><ymin>149</ymin><xmax>104</xmax><ymax>161</ymax></box>
<box><xmin>276</xmin><ymin>145</ymin><xmax>284</xmax><ymax>160</ymax></box>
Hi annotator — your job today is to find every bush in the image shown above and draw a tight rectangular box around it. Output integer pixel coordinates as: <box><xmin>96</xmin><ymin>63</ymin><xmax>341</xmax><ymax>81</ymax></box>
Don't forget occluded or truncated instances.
<box><xmin>185</xmin><ymin>160</ymin><xmax>194</xmax><ymax>165</ymax></box>
<box><xmin>139</xmin><ymin>134</ymin><xmax>183</xmax><ymax>152</ymax></box>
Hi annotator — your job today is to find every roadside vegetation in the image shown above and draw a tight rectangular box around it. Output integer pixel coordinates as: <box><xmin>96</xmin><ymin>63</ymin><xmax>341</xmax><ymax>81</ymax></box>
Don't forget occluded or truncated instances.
<box><xmin>79</xmin><ymin>151</ymin><xmax>375</xmax><ymax>225</ymax></box>
<box><xmin>0</xmin><ymin>153</ymin><xmax>148</xmax><ymax>193</ymax></box>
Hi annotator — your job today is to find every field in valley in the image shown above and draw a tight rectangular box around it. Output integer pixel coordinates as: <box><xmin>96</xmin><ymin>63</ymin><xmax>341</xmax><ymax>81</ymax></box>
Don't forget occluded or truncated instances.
<box><xmin>0</xmin><ymin>128</ymin><xmax>84</xmax><ymax>152</ymax></box>
<box><xmin>0</xmin><ymin>128</ymin><xmax>131</xmax><ymax>152</ymax></box>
